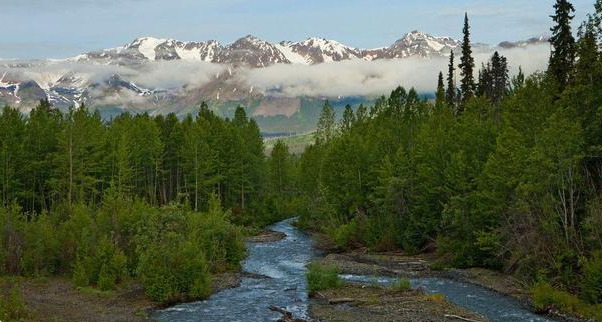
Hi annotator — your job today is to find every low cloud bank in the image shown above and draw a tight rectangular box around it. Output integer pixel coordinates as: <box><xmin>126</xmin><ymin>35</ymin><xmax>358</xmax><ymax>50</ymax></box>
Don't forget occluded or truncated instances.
<box><xmin>1</xmin><ymin>44</ymin><xmax>549</xmax><ymax>100</ymax></box>
<box><xmin>237</xmin><ymin>44</ymin><xmax>550</xmax><ymax>97</ymax></box>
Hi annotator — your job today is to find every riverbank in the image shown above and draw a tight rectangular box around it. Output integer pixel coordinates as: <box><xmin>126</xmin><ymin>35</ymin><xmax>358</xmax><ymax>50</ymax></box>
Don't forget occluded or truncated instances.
<box><xmin>310</xmin><ymin>281</ymin><xmax>488</xmax><ymax>322</ymax></box>
<box><xmin>0</xmin><ymin>229</ymin><xmax>286</xmax><ymax>322</ymax></box>
<box><xmin>0</xmin><ymin>272</ymin><xmax>243</xmax><ymax>322</ymax></box>
<box><xmin>307</xmin><ymin>233</ymin><xmax>588</xmax><ymax>322</ymax></box>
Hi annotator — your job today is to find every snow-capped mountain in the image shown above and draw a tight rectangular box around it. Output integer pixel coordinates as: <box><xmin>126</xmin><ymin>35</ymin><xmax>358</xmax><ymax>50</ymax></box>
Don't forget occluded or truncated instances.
<box><xmin>381</xmin><ymin>31</ymin><xmax>461</xmax><ymax>59</ymax></box>
<box><xmin>67</xmin><ymin>31</ymin><xmax>548</xmax><ymax>67</ymax></box>
<box><xmin>214</xmin><ymin>35</ymin><xmax>290</xmax><ymax>67</ymax></box>
<box><xmin>0</xmin><ymin>31</ymin><xmax>549</xmax><ymax>119</ymax></box>
<box><xmin>278</xmin><ymin>38</ymin><xmax>363</xmax><ymax>64</ymax></box>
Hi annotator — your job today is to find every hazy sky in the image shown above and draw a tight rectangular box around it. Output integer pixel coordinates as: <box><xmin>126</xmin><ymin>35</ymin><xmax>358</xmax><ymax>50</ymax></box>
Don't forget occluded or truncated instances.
<box><xmin>0</xmin><ymin>0</ymin><xmax>596</xmax><ymax>59</ymax></box>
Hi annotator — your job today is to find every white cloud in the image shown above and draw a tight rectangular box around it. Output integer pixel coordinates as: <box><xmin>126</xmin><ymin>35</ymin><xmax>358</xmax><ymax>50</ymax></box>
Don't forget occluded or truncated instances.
<box><xmin>1</xmin><ymin>44</ymin><xmax>549</xmax><ymax>101</ymax></box>
<box><xmin>236</xmin><ymin>44</ymin><xmax>550</xmax><ymax>98</ymax></box>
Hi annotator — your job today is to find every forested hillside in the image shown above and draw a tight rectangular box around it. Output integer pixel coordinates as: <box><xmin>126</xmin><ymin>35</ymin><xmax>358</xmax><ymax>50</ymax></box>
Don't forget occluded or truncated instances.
<box><xmin>1</xmin><ymin>0</ymin><xmax>602</xmax><ymax>320</ymax></box>
<box><xmin>0</xmin><ymin>101</ymin><xmax>296</xmax><ymax>312</ymax></box>
<box><xmin>294</xmin><ymin>2</ymin><xmax>602</xmax><ymax>319</ymax></box>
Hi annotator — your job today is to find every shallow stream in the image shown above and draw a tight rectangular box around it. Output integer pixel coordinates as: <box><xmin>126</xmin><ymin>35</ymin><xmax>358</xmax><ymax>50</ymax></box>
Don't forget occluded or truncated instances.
<box><xmin>154</xmin><ymin>218</ymin><xmax>553</xmax><ymax>322</ymax></box>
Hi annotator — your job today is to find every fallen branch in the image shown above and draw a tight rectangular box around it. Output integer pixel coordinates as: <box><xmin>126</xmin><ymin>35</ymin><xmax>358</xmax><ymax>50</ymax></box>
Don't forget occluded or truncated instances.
<box><xmin>328</xmin><ymin>297</ymin><xmax>355</xmax><ymax>304</ymax></box>
<box><xmin>269</xmin><ymin>305</ymin><xmax>307</xmax><ymax>322</ymax></box>
<box><xmin>444</xmin><ymin>314</ymin><xmax>484</xmax><ymax>322</ymax></box>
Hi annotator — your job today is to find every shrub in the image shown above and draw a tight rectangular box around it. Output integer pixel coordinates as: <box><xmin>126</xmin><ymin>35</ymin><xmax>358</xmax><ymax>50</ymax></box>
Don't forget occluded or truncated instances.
<box><xmin>532</xmin><ymin>281</ymin><xmax>602</xmax><ymax>321</ymax></box>
<box><xmin>306</xmin><ymin>263</ymin><xmax>343</xmax><ymax>294</ymax></box>
<box><xmin>98</xmin><ymin>264</ymin><xmax>116</xmax><ymax>291</ymax></box>
<box><xmin>331</xmin><ymin>219</ymin><xmax>361</xmax><ymax>249</ymax></box>
<box><xmin>72</xmin><ymin>258</ymin><xmax>89</xmax><ymax>287</ymax></box>
<box><xmin>390</xmin><ymin>277</ymin><xmax>412</xmax><ymax>292</ymax></box>
<box><xmin>20</xmin><ymin>213</ymin><xmax>59</xmax><ymax>276</ymax></box>
<box><xmin>425</xmin><ymin>293</ymin><xmax>446</xmax><ymax>303</ymax></box>
<box><xmin>137</xmin><ymin>233</ymin><xmax>212</xmax><ymax>304</ymax></box>
<box><xmin>582</xmin><ymin>251</ymin><xmax>602</xmax><ymax>304</ymax></box>
<box><xmin>188</xmin><ymin>196</ymin><xmax>245</xmax><ymax>272</ymax></box>
<box><xmin>0</xmin><ymin>284</ymin><xmax>28</xmax><ymax>321</ymax></box>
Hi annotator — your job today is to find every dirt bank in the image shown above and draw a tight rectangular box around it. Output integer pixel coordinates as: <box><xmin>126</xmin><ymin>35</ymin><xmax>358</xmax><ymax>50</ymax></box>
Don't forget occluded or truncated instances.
<box><xmin>310</xmin><ymin>282</ymin><xmax>488</xmax><ymax>322</ymax></box>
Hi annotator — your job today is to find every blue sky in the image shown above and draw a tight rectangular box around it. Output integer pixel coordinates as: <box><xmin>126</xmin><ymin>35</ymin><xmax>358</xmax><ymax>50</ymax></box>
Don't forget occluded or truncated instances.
<box><xmin>0</xmin><ymin>0</ymin><xmax>596</xmax><ymax>59</ymax></box>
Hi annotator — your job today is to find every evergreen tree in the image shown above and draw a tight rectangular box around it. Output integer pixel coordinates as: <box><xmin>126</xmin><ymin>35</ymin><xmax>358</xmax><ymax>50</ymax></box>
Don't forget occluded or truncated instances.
<box><xmin>477</xmin><ymin>52</ymin><xmax>508</xmax><ymax>106</ymax></box>
<box><xmin>459</xmin><ymin>13</ymin><xmax>476</xmax><ymax>107</ymax></box>
<box><xmin>0</xmin><ymin>106</ymin><xmax>25</xmax><ymax>207</ymax></box>
<box><xmin>436</xmin><ymin>71</ymin><xmax>446</xmax><ymax>108</ymax></box>
<box><xmin>446</xmin><ymin>51</ymin><xmax>456</xmax><ymax>106</ymax></box>
<box><xmin>22</xmin><ymin>101</ymin><xmax>62</xmax><ymax>212</ymax></box>
<box><xmin>477</xmin><ymin>63</ymin><xmax>492</xmax><ymax>98</ymax></box>
<box><xmin>315</xmin><ymin>100</ymin><xmax>336</xmax><ymax>144</ymax></box>
<box><xmin>268</xmin><ymin>140</ymin><xmax>292</xmax><ymax>201</ymax></box>
<box><xmin>575</xmin><ymin>18</ymin><xmax>600</xmax><ymax>86</ymax></box>
<box><xmin>340</xmin><ymin>104</ymin><xmax>355</xmax><ymax>132</ymax></box>
<box><xmin>549</xmin><ymin>0</ymin><xmax>576</xmax><ymax>92</ymax></box>
<box><xmin>490</xmin><ymin>51</ymin><xmax>508</xmax><ymax>105</ymax></box>
<box><xmin>509</xmin><ymin>66</ymin><xmax>525</xmax><ymax>94</ymax></box>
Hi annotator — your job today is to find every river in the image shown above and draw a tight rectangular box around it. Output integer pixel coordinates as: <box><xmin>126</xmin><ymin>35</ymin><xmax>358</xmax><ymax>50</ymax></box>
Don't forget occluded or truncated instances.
<box><xmin>154</xmin><ymin>218</ymin><xmax>553</xmax><ymax>322</ymax></box>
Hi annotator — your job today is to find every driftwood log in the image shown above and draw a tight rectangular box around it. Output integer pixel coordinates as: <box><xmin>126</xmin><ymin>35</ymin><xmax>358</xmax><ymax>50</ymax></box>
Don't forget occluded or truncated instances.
<box><xmin>268</xmin><ymin>305</ymin><xmax>308</xmax><ymax>322</ymax></box>
<box><xmin>444</xmin><ymin>314</ymin><xmax>485</xmax><ymax>322</ymax></box>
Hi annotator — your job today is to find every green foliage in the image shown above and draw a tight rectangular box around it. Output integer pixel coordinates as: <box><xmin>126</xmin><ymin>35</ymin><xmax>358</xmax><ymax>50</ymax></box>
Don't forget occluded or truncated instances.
<box><xmin>72</xmin><ymin>259</ymin><xmax>89</xmax><ymax>288</ymax></box>
<box><xmin>390</xmin><ymin>277</ymin><xmax>412</xmax><ymax>292</ymax></box>
<box><xmin>0</xmin><ymin>284</ymin><xmax>28</xmax><ymax>321</ymax></box>
<box><xmin>137</xmin><ymin>233</ymin><xmax>211</xmax><ymax>304</ymax></box>
<box><xmin>0</xmin><ymin>99</ymin><xmax>285</xmax><ymax>304</ymax></box>
<box><xmin>582</xmin><ymin>252</ymin><xmax>602</xmax><ymax>304</ymax></box>
<box><xmin>294</xmin><ymin>2</ymin><xmax>602</xmax><ymax>312</ymax></box>
<box><xmin>20</xmin><ymin>213</ymin><xmax>59</xmax><ymax>276</ymax></box>
<box><xmin>306</xmin><ymin>263</ymin><xmax>343</xmax><ymax>294</ymax></box>
<box><xmin>532</xmin><ymin>281</ymin><xmax>602</xmax><ymax>321</ymax></box>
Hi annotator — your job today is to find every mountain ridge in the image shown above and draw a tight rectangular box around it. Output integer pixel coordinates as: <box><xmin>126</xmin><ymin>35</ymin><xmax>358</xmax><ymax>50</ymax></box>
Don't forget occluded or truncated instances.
<box><xmin>0</xmin><ymin>31</ymin><xmax>549</xmax><ymax>121</ymax></box>
<box><xmin>69</xmin><ymin>30</ymin><xmax>547</xmax><ymax>66</ymax></box>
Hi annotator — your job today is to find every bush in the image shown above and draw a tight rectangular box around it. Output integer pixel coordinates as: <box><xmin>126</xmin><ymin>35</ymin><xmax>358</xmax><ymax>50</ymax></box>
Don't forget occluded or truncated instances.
<box><xmin>331</xmin><ymin>219</ymin><xmax>361</xmax><ymax>249</ymax></box>
<box><xmin>532</xmin><ymin>281</ymin><xmax>602</xmax><ymax>321</ymax></box>
<box><xmin>0</xmin><ymin>284</ymin><xmax>28</xmax><ymax>321</ymax></box>
<box><xmin>72</xmin><ymin>259</ymin><xmax>89</xmax><ymax>287</ymax></box>
<box><xmin>20</xmin><ymin>213</ymin><xmax>59</xmax><ymax>276</ymax></box>
<box><xmin>98</xmin><ymin>264</ymin><xmax>116</xmax><ymax>291</ymax></box>
<box><xmin>137</xmin><ymin>233</ymin><xmax>212</xmax><ymax>304</ymax></box>
<box><xmin>390</xmin><ymin>277</ymin><xmax>411</xmax><ymax>292</ymax></box>
<box><xmin>306</xmin><ymin>263</ymin><xmax>343</xmax><ymax>294</ymax></box>
<box><xmin>582</xmin><ymin>252</ymin><xmax>602</xmax><ymax>304</ymax></box>
<box><xmin>188</xmin><ymin>196</ymin><xmax>245</xmax><ymax>272</ymax></box>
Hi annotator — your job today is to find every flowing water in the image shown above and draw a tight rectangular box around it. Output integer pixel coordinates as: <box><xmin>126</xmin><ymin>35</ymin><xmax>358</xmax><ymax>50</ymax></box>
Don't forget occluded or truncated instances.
<box><xmin>154</xmin><ymin>218</ymin><xmax>554</xmax><ymax>322</ymax></box>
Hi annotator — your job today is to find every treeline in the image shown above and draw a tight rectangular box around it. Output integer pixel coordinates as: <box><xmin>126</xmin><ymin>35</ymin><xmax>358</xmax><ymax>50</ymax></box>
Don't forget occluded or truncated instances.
<box><xmin>0</xmin><ymin>102</ymin><xmax>296</xmax><ymax>304</ymax></box>
<box><xmin>295</xmin><ymin>1</ymin><xmax>602</xmax><ymax>317</ymax></box>
<box><xmin>0</xmin><ymin>102</ymin><xmax>293</xmax><ymax>224</ymax></box>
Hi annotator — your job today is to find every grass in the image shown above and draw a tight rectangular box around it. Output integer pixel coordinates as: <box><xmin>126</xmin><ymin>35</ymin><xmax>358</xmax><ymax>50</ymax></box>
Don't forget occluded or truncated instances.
<box><xmin>0</xmin><ymin>283</ymin><xmax>29</xmax><ymax>321</ymax></box>
<box><xmin>532</xmin><ymin>281</ymin><xmax>602</xmax><ymax>321</ymax></box>
<box><xmin>425</xmin><ymin>293</ymin><xmax>446</xmax><ymax>303</ymax></box>
<box><xmin>389</xmin><ymin>277</ymin><xmax>412</xmax><ymax>292</ymax></box>
<box><xmin>306</xmin><ymin>263</ymin><xmax>343</xmax><ymax>295</ymax></box>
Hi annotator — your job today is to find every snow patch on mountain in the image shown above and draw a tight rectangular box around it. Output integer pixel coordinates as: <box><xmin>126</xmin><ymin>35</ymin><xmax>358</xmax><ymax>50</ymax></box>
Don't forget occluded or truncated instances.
<box><xmin>129</xmin><ymin>37</ymin><xmax>167</xmax><ymax>61</ymax></box>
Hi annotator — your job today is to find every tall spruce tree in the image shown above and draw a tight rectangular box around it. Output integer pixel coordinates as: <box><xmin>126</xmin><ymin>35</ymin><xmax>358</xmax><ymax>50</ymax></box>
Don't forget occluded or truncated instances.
<box><xmin>490</xmin><ymin>51</ymin><xmax>509</xmax><ymax>105</ymax></box>
<box><xmin>446</xmin><ymin>51</ymin><xmax>456</xmax><ymax>106</ymax></box>
<box><xmin>436</xmin><ymin>72</ymin><xmax>446</xmax><ymax>108</ymax></box>
<box><xmin>315</xmin><ymin>100</ymin><xmax>336</xmax><ymax>144</ymax></box>
<box><xmin>549</xmin><ymin>0</ymin><xmax>576</xmax><ymax>92</ymax></box>
<box><xmin>340</xmin><ymin>104</ymin><xmax>355</xmax><ymax>132</ymax></box>
<box><xmin>575</xmin><ymin>18</ymin><xmax>600</xmax><ymax>86</ymax></box>
<box><xmin>459</xmin><ymin>13</ymin><xmax>475</xmax><ymax>107</ymax></box>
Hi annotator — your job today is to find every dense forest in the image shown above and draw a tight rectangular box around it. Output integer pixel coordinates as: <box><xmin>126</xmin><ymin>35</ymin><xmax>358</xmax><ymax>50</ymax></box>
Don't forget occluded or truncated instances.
<box><xmin>295</xmin><ymin>1</ymin><xmax>602</xmax><ymax>318</ymax></box>
<box><xmin>0</xmin><ymin>101</ymin><xmax>296</xmax><ymax>307</ymax></box>
<box><xmin>1</xmin><ymin>0</ymin><xmax>602</xmax><ymax>320</ymax></box>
